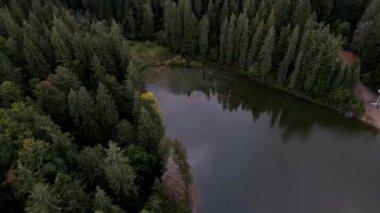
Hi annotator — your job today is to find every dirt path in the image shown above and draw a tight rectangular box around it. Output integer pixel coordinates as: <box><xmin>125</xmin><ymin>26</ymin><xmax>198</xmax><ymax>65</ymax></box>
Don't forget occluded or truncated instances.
<box><xmin>356</xmin><ymin>82</ymin><xmax>380</xmax><ymax>130</ymax></box>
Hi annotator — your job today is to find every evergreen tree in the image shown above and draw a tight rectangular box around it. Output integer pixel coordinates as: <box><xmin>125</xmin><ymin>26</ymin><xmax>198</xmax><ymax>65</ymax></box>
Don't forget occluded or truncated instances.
<box><xmin>247</xmin><ymin>21</ymin><xmax>264</xmax><ymax>66</ymax></box>
<box><xmin>104</xmin><ymin>142</ymin><xmax>136</xmax><ymax>197</ymax></box>
<box><xmin>23</xmin><ymin>35</ymin><xmax>51</xmax><ymax>79</ymax></box>
<box><xmin>220</xmin><ymin>0</ymin><xmax>230</xmax><ymax>26</ymax></box>
<box><xmin>276</xmin><ymin>25</ymin><xmax>300</xmax><ymax>83</ymax></box>
<box><xmin>226</xmin><ymin>14</ymin><xmax>236</xmax><ymax>65</ymax></box>
<box><xmin>35</xmin><ymin>81</ymin><xmax>66</xmax><ymax>121</ymax></box>
<box><xmin>162</xmin><ymin>155</ymin><xmax>186</xmax><ymax>202</ymax></box>
<box><xmin>51</xmin><ymin>16</ymin><xmax>74</xmax><ymax>68</ymax></box>
<box><xmin>90</xmin><ymin>54</ymin><xmax>106</xmax><ymax>86</ymax></box>
<box><xmin>142</xmin><ymin>0</ymin><xmax>155</xmax><ymax>39</ymax></box>
<box><xmin>93</xmin><ymin>187</ymin><xmax>123</xmax><ymax>213</ymax></box>
<box><xmin>25</xmin><ymin>183</ymin><xmax>61</xmax><ymax>213</ymax></box>
<box><xmin>257</xmin><ymin>26</ymin><xmax>276</xmax><ymax>78</ymax></box>
<box><xmin>95</xmin><ymin>83</ymin><xmax>119</xmax><ymax>138</ymax></box>
<box><xmin>47</xmin><ymin>66</ymin><xmax>81</xmax><ymax>94</ymax></box>
<box><xmin>124</xmin><ymin>5</ymin><xmax>136</xmax><ymax>38</ymax></box>
<box><xmin>188</xmin><ymin>13</ymin><xmax>199</xmax><ymax>55</ymax></box>
<box><xmin>194</xmin><ymin>0</ymin><xmax>203</xmax><ymax>18</ymax></box>
<box><xmin>219</xmin><ymin>18</ymin><xmax>228</xmax><ymax>64</ymax></box>
<box><xmin>53</xmin><ymin>173</ymin><xmax>90</xmax><ymax>212</ymax></box>
<box><xmin>0</xmin><ymin>81</ymin><xmax>23</xmax><ymax>107</ymax></box>
<box><xmin>238</xmin><ymin>13</ymin><xmax>249</xmax><ymax>69</ymax></box>
<box><xmin>199</xmin><ymin>16</ymin><xmax>210</xmax><ymax>58</ymax></box>
<box><xmin>304</xmin><ymin>53</ymin><xmax>321</xmax><ymax>92</ymax></box>
<box><xmin>289</xmin><ymin>49</ymin><xmax>304</xmax><ymax>89</ymax></box>
<box><xmin>68</xmin><ymin>87</ymin><xmax>100</xmax><ymax>142</ymax></box>
<box><xmin>113</xmin><ymin>119</ymin><xmax>135</xmax><ymax>146</ymax></box>
<box><xmin>265</xmin><ymin>9</ymin><xmax>276</xmax><ymax>31</ymax></box>
<box><xmin>273</xmin><ymin>25</ymin><xmax>290</xmax><ymax>71</ymax></box>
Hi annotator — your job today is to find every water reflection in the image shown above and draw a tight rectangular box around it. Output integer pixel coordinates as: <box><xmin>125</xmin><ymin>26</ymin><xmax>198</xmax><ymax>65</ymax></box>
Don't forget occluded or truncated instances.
<box><xmin>147</xmin><ymin>67</ymin><xmax>374</xmax><ymax>142</ymax></box>
<box><xmin>146</xmin><ymin>67</ymin><xmax>380</xmax><ymax>213</ymax></box>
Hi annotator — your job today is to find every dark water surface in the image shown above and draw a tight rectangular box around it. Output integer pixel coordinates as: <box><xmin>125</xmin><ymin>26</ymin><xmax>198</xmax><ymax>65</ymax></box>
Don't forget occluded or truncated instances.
<box><xmin>146</xmin><ymin>67</ymin><xmax>380</xmax><ymax>213</ymax></box>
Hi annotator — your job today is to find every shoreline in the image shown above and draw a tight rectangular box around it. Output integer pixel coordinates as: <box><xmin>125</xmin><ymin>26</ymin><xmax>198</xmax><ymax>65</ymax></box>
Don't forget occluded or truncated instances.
<box><xmin>129</xmin><ymin>41</ymin><xmax>380</xmax><ymax>132</ymax></box>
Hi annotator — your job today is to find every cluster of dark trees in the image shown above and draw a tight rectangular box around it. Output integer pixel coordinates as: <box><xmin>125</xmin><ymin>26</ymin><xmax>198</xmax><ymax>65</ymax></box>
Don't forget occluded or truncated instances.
<box><xmin>159</xmin><ymin>0</ymin><xmax>362</xmax><ymax>111</ymax></box>
<box><xmin>0</xmin><ymin>0</ymin><xmax>194</xmax><ymax>212</ymax></box>
<box><xmin>57</xmin><ymin>0</ymin><xmax>377</xmax><ymax>110</ymax></box>
<box><xmin>353</xmin><ymin>0</ymin><xmax>380</xmax><ymax>89</ymax></box>
<box><xmin>0</xmin><ymin>0</ymin><xmax>379</xmax><ymax>211</ymax></box>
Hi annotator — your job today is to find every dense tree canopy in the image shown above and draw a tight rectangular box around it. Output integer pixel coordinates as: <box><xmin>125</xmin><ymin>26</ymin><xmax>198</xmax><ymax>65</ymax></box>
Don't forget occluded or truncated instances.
<box><xmin>0</xmin><ymin>0</ymin><xmax>378</xmax><ymax>211</ymax></box>
<box><xmin>0</xmin><ymin>1</ymin><xmax>194</xmax><ymax>212</ymax></box>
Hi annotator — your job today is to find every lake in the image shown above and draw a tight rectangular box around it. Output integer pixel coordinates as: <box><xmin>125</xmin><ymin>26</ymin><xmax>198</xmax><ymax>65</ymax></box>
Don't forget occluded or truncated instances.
<box><xmin>146</xmin><ymin>67</ymin><xmax>380</xmax><ymax>213</ymax></box>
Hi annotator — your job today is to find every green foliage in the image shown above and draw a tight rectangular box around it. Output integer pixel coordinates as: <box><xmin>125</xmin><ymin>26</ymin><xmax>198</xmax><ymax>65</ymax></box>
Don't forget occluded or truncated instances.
<box><xmin>199</xmin><ymin>16</ymin><xmax>210</xmax><ymax>58</ymax></box>
<box><xmin>276</xmin><ymin>25</ymin><xmax>299</xmax><ymax>83</ymax></box>
<box><xmin>0</xmin><ymin>81</ymin><xmax>23</xmax><ymax>107</ymax></box>
<box><xmin>93</xmin><ymin>187</ymin><xmax>123</xmax><ymax>213</ymax></box>
<box><xmin>68</xmin><ymin>87</ymin><xmax>100</xmax><ymax>142</ymax></box>
<box><xmin>225</xmin><ymin>14</ymin><xmax>236</xmax><ymax>65</ymax></box>
<box><xmin>248</xmin><ymin>21</ymin><xmax>264</xmax><ymax>66</ymax></box>
<box><xmin>104</xmin><ymin>142</ymin><xmax>136</xmax><ymax>197</ymax></box>
<box><xmin>113</xmin><ymin>119</ymin><xmax>135</xmax><ymax>147</ymax></box>
<box><xmin>219</xmin><ymin>18</ymin><xmax>229</xmax><ymax>64</ymax></box>
<box><xmin>250</xmin><ymin>26</ymin><xmax>276</xmax><ymax>79</ymax></box>
<box><xmin>53</xmin><ymin>173</ymin><xmax>91</xmax><ymax>212</ymax></box>
<box><xmin>0</xmin><ymin>0</ymin><xmax>373</xmax><ymax>212</ymax></box>
<box><xmin>164</xmin><ymin>55</ymin><xmax>187</xmax><ymax>66</ymax></box>
<box><xmin>23</xmin><ymin>35</ymin><xmax>51</xmax><ymax>79</ymax></box>
<box><xmin>25</xmin><ymin>183</ymin><xmax>61</xmax><ymax>213</ymax></box>
<box><xmin>95</xmin><ymin>83</ymin><xmax>119</xmax><ymax>138</ymax></box>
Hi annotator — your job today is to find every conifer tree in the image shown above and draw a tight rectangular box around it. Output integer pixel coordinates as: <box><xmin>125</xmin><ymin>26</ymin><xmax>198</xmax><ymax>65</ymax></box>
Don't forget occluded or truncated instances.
<box><xmin>206</xmin><ymin>0</ymin><xmax>216</xmax><ymax>31</ymax></box>
<box><xmin>332</xmin><ymin>65</ymin><xmax>345</xmax><ymax>89</ymax></box>
<box><xmin>257</xmin><ymin>26</ymin><xmax>276</xmax><ymax>78</ymax></box>
<box><xmin>90</xmin><ymin>54</ymin><xmax>106</xmax><ymax>86</ymax></box>
<box><xmin>95</xmin><ymin>83</ymin><xmax>119</xmax><ymax>137</ymax></box>
<box><xmin>199</xmin><ymin>16</ymin><xmax>210</xmax><ymax>58</ymax></box>
<box><xmin>276</xmin><ymin>25</ymin><xmax>300</xmax><ymax>83</ymax></box>
<box><xmin>188</xmin><ymin>13</ymin><xmax>199</xmax><ymax>55</ymax></box>
<box><xmin>265</xmin><ymin>9</ymin><xmax>276</xmax><ymax>31</ymax></box>
<box><xmin>0</xmin><ymin>81</ymin><xmax>23</xmax><ymax>107</ymax></box>
<box><xmin>194</xmin><ymin>0</ymin><xmax>203</xmax><ymax>18</ymax></box>
<box><xmin>273</xmin><ymin>25</ymin><xmax>290</xmax><ymax>70</ymax></box>
<box><xmin>172</xmin><ymin>3</ymin><xmax>182</xmax><ymax>52</ymax></box>
<box><xmin>289</xmin><ymin>49</ymin><xmax>304</xmax><ymax>89</ymax></box>
<box><xmin>220</xmin><ymin>0</ymin><xmax>230</xmax><ymax>26</ymax></box>
<box><xmin>162</xmin><ymin>155</ymin><xmax>186</xmax><ymax>202</ymax></box>
<box><xmin>142</xmin><ymin>1</ymin><xmax>154</xmax><ymax>39</ymax></box>
<box><xmin>68</xmin><ymin>86</ymin><xmax>99</xmax><ymax>142</ymax></box>
<box><xmin>238</xmin><ymin>13</ymin><xmax>249</xmax><ymax>69</ymax></box>
<box><xmin>219</xmin><ymin>18</ymin><xmax>228</xmax><ymax>64</ymax></box>
<box><xmin>23</xmin><ymin>35</ymin><xmax>50</xmax><ymax>79</ymax></box>
<box><xmin>182</xmin><ymin>0</ymin><xmax>194</xmax><ymax>53</ymax></box>
<box><xmin>163</xmin><ymin>0</ymin><xmax>175</xmax><ymax>43</ymax></box>
<box><xmin>93</xmin><ymin>187</ymin><xmax>123</xmax><ymax>213</ymax></box>
<box><xmin>124</xmin><ymin>5</ymin><xmax>136</xmax><ymax>38</ymax></box>
<box><xmin>226</xmin><ymin>14</ymin><xmax>236</xmax><ymax>65</ymax></box>
<box><xmin>51</xmin><ymin>16</ymin><xmax>74</xmax><ymax>68</ymax></box>
<box><xmin>25</xmin><ymin>183</ymin><xmax>61</xmax><ymax>213</ymax></box>
<box><xmin>304</xmin><ymin>53</ymin><xmax>321</xmax><ymax>92</ymax></box>
<box><xmin>247</xmin><ymin>21</ymin><xmax>264</xmax><ymax>66</ymax></box>
<box><xmin>35</xmin><ymin>81</ymin><xmax>66</xmax><ymax>121</ymax></box>
<box><xmin>104</xmin><ymin>142</ymin><xmax>136</xmax><ymax>197</ymax></box>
